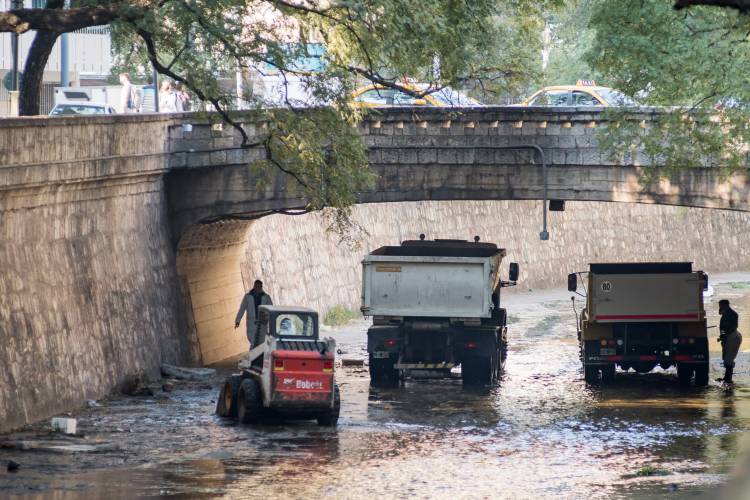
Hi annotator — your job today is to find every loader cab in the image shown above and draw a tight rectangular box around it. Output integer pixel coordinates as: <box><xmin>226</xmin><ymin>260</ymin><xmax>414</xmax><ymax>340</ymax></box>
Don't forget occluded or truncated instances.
<box><xmin>258</xmin><ymin>306</ymin><xmax>319</xmax><ymax>342</ymax></box>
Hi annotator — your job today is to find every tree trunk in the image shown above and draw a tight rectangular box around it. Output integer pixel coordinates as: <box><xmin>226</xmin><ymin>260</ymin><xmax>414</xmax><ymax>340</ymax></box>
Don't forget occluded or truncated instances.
<box><xmin>18</xmin><ymin>29</ymin><xmax>60</xmax><ymax>116</ymax></box>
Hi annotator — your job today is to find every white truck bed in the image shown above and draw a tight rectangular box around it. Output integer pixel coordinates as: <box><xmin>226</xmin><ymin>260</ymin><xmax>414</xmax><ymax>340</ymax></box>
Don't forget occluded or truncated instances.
<box><xmin>361</xmin><ymin>255</ymin><xmax>498</xmax><ymax>318</ymax></box>
<box><xmin>590</xmin><ymin>272</ymin><xmax>704</xmax><ymax>322</ymax></box>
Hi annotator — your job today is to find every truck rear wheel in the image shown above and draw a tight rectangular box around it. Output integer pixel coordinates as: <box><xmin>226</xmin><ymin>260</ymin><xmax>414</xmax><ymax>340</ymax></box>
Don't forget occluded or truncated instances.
<box><xmin>237</xmin><ymin>378</ymin><xmax>263</xmax><ymax>424</ymax></box>
<box><xmin>216</xmin><ymin>375</ymin><xmax>242</xmax><ymax>418</ymax></box>
<box><xmin>317</xmin><ymin>384</ymin><xmax>341</xmax><ymax>426</ymax></box>
<box><xmin>369</xmin><ymin>355</ymin><xmax>399</xmax><ymax>388</ymax></box>
<box><xmin>694</xmin><ymin>364</ymin><xmax>709</xmax><ymax>387</ymax></box>
<box><xmin>584</xmin><ymin>364</ymin><xmax>599</xmax><ymax>384</ymax></box>
<box><xmin>600</xmin><ymin>364</ymin><xmax>616</xmax><ymax>384</ymax></box>
<box><xmin>677</xmin><ymin>364</ymin><xmax>694</xmax><ymax>386</ymax></box>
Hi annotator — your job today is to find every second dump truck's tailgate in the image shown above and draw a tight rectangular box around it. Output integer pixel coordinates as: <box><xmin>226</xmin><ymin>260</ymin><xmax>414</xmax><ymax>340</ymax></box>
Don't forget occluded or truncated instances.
<box><xmin>361</xmin><ymin>256</ymin><xmax>494</xmax><ymax>318</ymax></box>
<box><xmin>591</xmin><ymin>273</ymin><xmax>703</xmax><ymax>322</ymax></box>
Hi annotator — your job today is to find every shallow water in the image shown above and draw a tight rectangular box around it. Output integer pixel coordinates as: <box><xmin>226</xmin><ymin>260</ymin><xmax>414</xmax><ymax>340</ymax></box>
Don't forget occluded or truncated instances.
<box><xmin>1</xmin><ymin>278</ymin><xmax>749</xmax><ymax>499</ymax></box>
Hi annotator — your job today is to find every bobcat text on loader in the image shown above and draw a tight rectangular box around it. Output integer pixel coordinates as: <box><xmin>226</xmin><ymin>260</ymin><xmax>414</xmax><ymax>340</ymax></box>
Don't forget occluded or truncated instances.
<box><xmin>361</xmin><ymin>236</ymin><xmax>519</xmax><ymax>387</ymax></box>
<box><xmin>216</xmin><ymin>306</ymin><xmax>341</xmax><ymax>426</ymax></box>
<box><xmin>569</xmin><ymin>262</ymin><xmax>709</xmax><ymax>386</ymax></box>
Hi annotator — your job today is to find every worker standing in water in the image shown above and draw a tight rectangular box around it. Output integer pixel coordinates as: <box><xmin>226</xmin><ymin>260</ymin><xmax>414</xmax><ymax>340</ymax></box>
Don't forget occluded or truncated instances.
<box><xmin>234</xmin><ymin>280</ymin><xmax>273</xmax><ymax>348</ymax></box>
<box><xmin>717</xmin><ymin>299</ymin><xmax>742</xmax><ymax>384</ymax></box>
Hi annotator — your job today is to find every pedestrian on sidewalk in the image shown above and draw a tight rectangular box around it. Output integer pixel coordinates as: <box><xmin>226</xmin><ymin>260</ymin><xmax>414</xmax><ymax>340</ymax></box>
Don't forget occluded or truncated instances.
<box><xmin>119</xmin><ymin>73</ymin><xmax>138</xmax><ymax>113</ymax></box>
<box><xmin>158</xmin><ymin>80</ymin><xmax>183</xmax><ymax>113</ymax></box>
<box><xmin>717</xmin><ymin>299</ymin><xmax>742</xmax><ymax>384</ymax></box>
<box><xmin>234</xmin><ymin>280</ymin><xmax>273</xmax><ymax>348</ymax></box>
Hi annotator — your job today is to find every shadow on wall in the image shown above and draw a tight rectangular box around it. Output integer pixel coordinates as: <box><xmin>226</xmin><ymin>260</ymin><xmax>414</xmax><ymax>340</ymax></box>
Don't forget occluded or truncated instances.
<box><xmin>175</xmin><ymin>220</ymin><xmax>255</xmax><ymax>365</ymax></box>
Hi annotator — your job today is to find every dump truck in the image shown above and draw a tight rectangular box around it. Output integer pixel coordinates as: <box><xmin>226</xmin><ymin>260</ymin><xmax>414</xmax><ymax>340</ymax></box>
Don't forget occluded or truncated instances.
<box><xmin>216</xmin><ymin>306</ymin><xmax>340</xmax><ymax>425</ymax></box>
<box><xmin>361</xmin><ymin>237</ymin><xmax>519</xmax><ymax>386</ymax></box>
<box><xmin>568</xmin><ymin>262</ymin><xmax>709</xmax><ymax>386</ymax></box>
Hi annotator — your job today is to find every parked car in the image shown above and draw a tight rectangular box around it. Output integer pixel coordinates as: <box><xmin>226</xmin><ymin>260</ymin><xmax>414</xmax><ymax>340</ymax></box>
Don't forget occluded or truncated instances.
<box><xmin>520</xmin><ymin>80</ymin><xmax>634</xmax><ymax>107</ymax></box>
<box><xmin>49</xmin><ymin>103</ymin><xmax>116</xmax><ymax>115</ymax></box>
<box><xmin>351</xmin><ymin>83</ymin><xmax>480</xmax><ymax>107</ymax></box>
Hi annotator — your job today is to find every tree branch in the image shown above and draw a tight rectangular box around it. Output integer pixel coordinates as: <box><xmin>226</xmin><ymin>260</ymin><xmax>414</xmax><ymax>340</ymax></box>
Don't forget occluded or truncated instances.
<box><xmin>674</xmin><ymin>0</ymin><xmax>750</xmax><ymax>12</ymax></box>
<box><xmin>136</xmin><ymin>28</ymin><xmax>261</xmax><ymax>148</ymax></box>
<box><xmin>0</xmin><ymin>5</ymin><xmax>141</xmax><ymax>34</ymax></box>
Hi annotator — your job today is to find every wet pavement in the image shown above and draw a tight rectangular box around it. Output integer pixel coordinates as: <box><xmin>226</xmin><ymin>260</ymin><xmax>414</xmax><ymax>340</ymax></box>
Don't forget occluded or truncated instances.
<box><xmin>1</xmin><ymin>276</ymin><xmax>750</xmax><ymax>499</ymax></box>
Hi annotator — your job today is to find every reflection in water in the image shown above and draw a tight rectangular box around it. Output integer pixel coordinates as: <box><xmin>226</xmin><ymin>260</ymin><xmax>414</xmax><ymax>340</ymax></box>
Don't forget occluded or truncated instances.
<box><xmin>1</xmin><ymin>281</ymin><xmax>749</xmax><ymax>499</ymax></box>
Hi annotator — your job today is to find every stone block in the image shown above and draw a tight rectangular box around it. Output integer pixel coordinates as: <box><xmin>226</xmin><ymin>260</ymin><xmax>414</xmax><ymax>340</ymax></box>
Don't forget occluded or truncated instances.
<box><xmin>209</xmin><ymin>150</ymin><xmax>227</xmax><ymax>165</ymax></box>
<box><xmin>437</xmin><ymin>149</ymin><xmax>458</xmax><ymax>164</ymax></box>
<box><xmin>558</xmin><ymin>136</ymin><xmax>576</xmax><ymax>149</ymax></box>
<box><xmin>570</xmin><ymin>123</ymin><xmax>587</xmax><ymax>136</ymax></box>
<box><xmin>399</xmin><ymin>149</ymin><xmax>418</xmax><ymax>164</ymax></box>
<box><xmin>455</xmin><ymin>149</ymin><xmax>475</xmax><ymax>164</ymax></box>
<box><xmin>418</xmin><ymin>149</ymin><xmax>438</xmax><ymax>164</ymax></box>
<box><xmin>168</xmin><ymin>152</ymin><xmax>187</xmax><ymax>168</ymax></box>
<box><xmin>187</xmin><ymin>152</ymin><xmax>211</xmax><ymax>168</ymax></box>
<box><xmin>381</xmin><ymin>149</ymin><xmax>399</xmax><ymax>164</ymax></box>
<box><xmin>521</xmin><ymin>121</ymin><xmax>538</xmax><ymax>136</ymax></box>
<box><xmin>545</xmin><ymin>123</ymin><xmax>562</xmax><ymax>136</ymax></box>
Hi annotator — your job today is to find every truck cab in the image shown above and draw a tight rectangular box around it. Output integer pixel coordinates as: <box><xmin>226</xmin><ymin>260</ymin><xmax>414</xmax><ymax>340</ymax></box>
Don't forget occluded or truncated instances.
<box><xmin>569</xmin><ymin>262</ymin><xmax>709</xmax><ymax>386</ymax></box>
<box><xmin>217</xmin><ymin>306</ymin><xmax>340</xmax><ymax>425</ymax></box>
<box><xmin>362</xmin><ymin>237</ymin><xmax>518</xmax><ymax>386</ymax></box>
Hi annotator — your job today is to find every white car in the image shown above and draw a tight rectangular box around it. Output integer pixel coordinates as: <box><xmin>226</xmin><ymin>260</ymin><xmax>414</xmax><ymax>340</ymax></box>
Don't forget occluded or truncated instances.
<box><xmin>49</xmin><ymin>103</ymin><xmax>116</xmax><ymax>115</ymax></box>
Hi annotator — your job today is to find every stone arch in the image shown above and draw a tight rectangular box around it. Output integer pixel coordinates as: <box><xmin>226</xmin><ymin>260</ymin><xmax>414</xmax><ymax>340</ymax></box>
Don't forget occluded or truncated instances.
<box><xmin>175</xmin><ymin>220</ymin><xmax>256</xmax><ymax>365</ymax></box>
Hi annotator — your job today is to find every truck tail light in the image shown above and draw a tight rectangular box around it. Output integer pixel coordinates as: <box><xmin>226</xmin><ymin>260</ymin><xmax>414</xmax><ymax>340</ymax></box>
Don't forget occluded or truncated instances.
<box><xmin>608</xmin><ymin>339</ymin><xmax>616</xmax><ymax>346</ymax></box>
<box><xmin>323</xmin><ymin>360</ymin><xmax>333</xmax><ymax>372</ymax></box>
<box><xmin>466</xmin><ymin>341</ymin><xmax>477</xmax><ymax>349</ymax></box>
<box><xmin>673</xmin><ymin>338</ymin><xmax>679</xmax><ymax>345</ymax></box>
<box><xmin>274</xmin><ymin>358</ymin><xmax>284</xmax><ymax>371</ymax></box>
<box><xmin>385</xmin><ymin>339</ymin><xmax>398</xmax><ymax>347</ymax></box>
<box><xmin>600</xmin><ymin>339</ymin><xmax>608</xmax><ymax>346</ymax></box>
<box><xmin>688</xmin><ymin>338</ymin><xmax>695</xmax><ymax>345</ymax></box>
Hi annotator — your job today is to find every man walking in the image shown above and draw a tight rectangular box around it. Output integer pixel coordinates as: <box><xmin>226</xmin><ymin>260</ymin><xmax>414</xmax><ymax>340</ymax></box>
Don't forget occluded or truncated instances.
<box><xmin>235</xmin><ymin>280</ymin><xmax>273</xmax><ymax>348</ymax></box>
<box><xmin>119</xmin><ymin>73</ymin><xmax>138</xmax><ymax>113</ymax></box>
<box><xmin>717</xmin><ymin>299</ymin><xmax>743</xmax><ymax>384</ymax></box>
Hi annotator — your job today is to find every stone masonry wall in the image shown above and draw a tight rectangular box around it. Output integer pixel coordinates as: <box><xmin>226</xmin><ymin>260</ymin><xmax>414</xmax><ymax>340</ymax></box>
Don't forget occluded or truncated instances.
<box><xmin>0</xmin><ymin>115</ymin><xmax>190</xmax><ymax>433</ymax></box>
<box><xmin>241</xmin><ymin>201</ymin><xmax>750</xmax><ymax>319</ymax></box>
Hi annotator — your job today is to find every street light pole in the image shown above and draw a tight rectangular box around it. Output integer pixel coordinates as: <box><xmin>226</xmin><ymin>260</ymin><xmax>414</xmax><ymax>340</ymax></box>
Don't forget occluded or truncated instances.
<box><xmin>60</xmin><ymin>0</ymin><xmax>70</xmax><ymax>87</ymax></box>
<box><xmin>10</xmin><ymin>0</ymin><xmax>21</xmax><ymax>91</ymax></box>
<box><xmin>152</xmin><ymin>66</ymin><xmax>159</xmax><ymax>112</ymax></box>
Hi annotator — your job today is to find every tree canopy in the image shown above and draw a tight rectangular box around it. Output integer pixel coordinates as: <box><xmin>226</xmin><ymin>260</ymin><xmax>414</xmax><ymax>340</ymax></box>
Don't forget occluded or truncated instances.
<box><xmin>1</xmin><ymin>0</ymin><xmax>551</xmax><ymax>233</ymax></box>
<box><xmin>583</xmin><ymin>0</ymin><xmax>750</xmax><ymax>177</ymax></box>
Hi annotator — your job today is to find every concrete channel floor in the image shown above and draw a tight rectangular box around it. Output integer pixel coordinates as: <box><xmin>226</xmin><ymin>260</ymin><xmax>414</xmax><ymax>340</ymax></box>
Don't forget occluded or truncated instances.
<box><xmin>1</xmin><ymin>276</ymin><xmax>749</xmax><ymax>499</ymax></box>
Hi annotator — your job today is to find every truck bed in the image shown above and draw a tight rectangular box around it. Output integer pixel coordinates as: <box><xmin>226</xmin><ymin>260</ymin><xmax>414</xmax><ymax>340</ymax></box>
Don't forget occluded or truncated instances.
<box><xmin>361</xmin><ymin>255</ymin><xmax>499</xmax><ymax>318</ymax></box>
<box><xmin>590</xmin><ymin>272</ymin><xmax>704</xmax><ymax>323</ymax></box>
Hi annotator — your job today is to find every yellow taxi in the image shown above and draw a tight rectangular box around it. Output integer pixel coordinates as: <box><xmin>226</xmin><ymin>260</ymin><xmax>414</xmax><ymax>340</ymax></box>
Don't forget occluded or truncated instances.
<box><xmin>351</xmin><ymin>83</ymin><xmax>479</xmax><ymax>107</ymax></box>
<box><xmin>520</xmin><ymin>80</ymin><xmax>634</xmax><ymax>107</ymax></box>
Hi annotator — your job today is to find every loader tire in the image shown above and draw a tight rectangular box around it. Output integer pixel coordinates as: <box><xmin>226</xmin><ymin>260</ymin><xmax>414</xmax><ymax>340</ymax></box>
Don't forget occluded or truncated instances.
<box><xmin>237</xmin><ymin>378</ymin><xmax>263</xmax><ymax>424</ymax></box>
<box><xmin>216</xmin><ymin>375</ymin><xmax>242</xmax><ymax>418</ymax></box>
<box><xmin>317</xmin><ymin>383</ymin><xmax>341</xmax><ymax>427</ymax></box>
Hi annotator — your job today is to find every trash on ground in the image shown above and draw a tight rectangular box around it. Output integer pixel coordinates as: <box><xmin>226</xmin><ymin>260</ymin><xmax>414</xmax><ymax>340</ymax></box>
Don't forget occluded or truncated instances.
<box><xmin>161</xmin><ymin>364</ymin><xmax>216</xmax><ymax>381</ymax></box>
<box><xmin>50</xmin><ymin>417</ymin><xmax>77</xmax><ymax>435</ymax></box>
<box><xmin>6</xmin><ymin>460</ymin><xmax>19</xmax><ymax>472</ymax></box>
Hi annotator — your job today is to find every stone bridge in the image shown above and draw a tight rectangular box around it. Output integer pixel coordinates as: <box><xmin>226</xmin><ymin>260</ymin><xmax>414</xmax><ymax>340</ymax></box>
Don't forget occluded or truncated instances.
<box><xmin>166</xmin><ymin>106</ymin><xmax>750</xmax><ymax>241</ymax></box>
<box><xmin>1</xmin><ymin>108</ymin><xmax>749</xmax><ymax>432</ymax></box>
